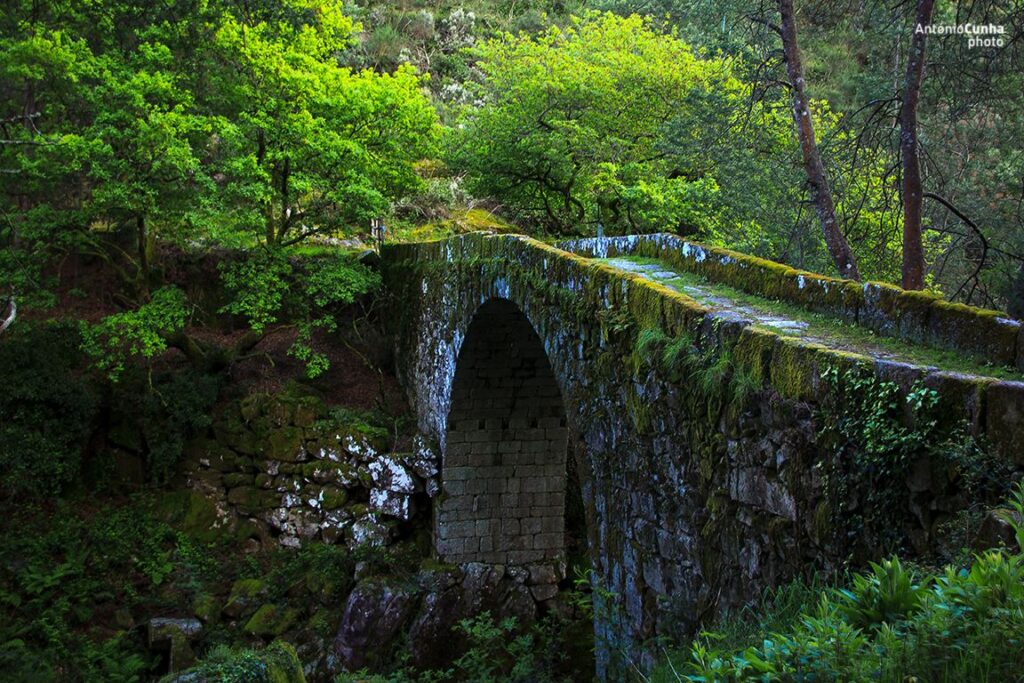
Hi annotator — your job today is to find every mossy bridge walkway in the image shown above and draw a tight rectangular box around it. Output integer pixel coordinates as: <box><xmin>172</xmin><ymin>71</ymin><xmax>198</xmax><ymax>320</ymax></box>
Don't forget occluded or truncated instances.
<box><xmin>381</xmin><ymin>233</ymin><xmax>1024</xmax><ymax>676</ymax></box>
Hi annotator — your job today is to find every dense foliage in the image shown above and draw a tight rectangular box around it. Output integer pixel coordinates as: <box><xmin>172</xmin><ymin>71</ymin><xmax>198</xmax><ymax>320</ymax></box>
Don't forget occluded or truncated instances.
<box><xmin>4</xmin><ymin>0</ymin><xmax>1024</xmax><ymax>323</ymax></box>
<box><xmin>1</xmin><ymin>0</ymin><xmax>432</xmax><ymax>376</ymax></box>
<box><xmin>0</xmin><ymin>493</ymin><xmax>351</xmax><ymax>682</ymax></box>
<box><xmin>0</xmin><ymin>322</ymin><xmax>98</xmax><ymax>497</ymax></box>
<box><xmin>448</xmin><ymin>13</ymin><xmax>777</xmax><ymax>236</ymax></box>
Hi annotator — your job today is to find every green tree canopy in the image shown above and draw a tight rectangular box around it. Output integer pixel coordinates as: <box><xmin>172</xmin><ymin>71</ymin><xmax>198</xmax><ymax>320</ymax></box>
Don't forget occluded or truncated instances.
<box><xmin>447</xmin><ymin>12</ymin><xmax>789</xmax><ymax>237</ymax></box>
<box><xmin>1</xmin><ymin>0</ymin><xmax>437</xmax><ymax>375</ymax></box>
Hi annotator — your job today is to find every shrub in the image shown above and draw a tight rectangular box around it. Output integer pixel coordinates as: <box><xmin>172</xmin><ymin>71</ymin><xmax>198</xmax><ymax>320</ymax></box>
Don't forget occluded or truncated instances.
<box><xmin>109</xmin><ymin>366</ymin><xmax>222</xmax><ymax>485</ymax></box>
<box><xmin>161</xmin><ymin>641</ymin><xmax>304</xmax><ymax>683</ymax></box>
<box><xmin>656</xmin><ymin>484</ymin><xmax>1024</xmax><ymax>682</ymax></box>
<box><xmin>0</xmin><ymin>321</ymin><xmax>99</xmax><ymax>498</ymax></box>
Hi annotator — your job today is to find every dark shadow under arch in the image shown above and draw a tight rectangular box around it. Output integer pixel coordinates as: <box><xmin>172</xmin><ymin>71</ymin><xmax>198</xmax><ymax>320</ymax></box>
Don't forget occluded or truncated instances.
<box><xmin>437</xmin><ymin>298</ymin><xmax>568</xmax><ymax>565</ymax></box>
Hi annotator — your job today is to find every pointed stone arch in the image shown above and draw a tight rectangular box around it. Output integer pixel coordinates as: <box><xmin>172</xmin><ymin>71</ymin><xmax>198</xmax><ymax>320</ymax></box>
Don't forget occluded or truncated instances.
<box><xmin>436</xmin><ymin>298</ymin><xmax>568</xmax><ymax>565</ymax></box>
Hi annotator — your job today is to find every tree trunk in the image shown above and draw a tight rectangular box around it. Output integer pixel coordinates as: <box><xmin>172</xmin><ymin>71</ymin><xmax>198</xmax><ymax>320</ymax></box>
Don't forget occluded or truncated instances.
<box><xmin>278</xmin><ymin>155</ymin><xmax>290</xmax><ymax>244</ymax></box>
<box><xmin>137</xmin><ymin>214</ymin><xmax>153</xmax><ymax>294</ymax></box>
<box><xmin>777</xmin><ymin>0</ymin><xmax>861</xmax><ymax>281</ymax></box>
<box><xmin>0</xmin><ymin>297</ymin><xmax>16</xmax><ymax>336</ymax></box>
<box><xmin>900</xmin><ymin>0</ymin><xmax>936</xmax><ymax>290</ymax></box>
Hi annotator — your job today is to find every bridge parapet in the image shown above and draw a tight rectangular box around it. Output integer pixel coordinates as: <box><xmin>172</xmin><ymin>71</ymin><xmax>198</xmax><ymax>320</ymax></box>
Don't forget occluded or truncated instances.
<box><xmin>561</xmin><ymin>233</ymin><xmax>1024</xmax><ymax>373</ymax></box>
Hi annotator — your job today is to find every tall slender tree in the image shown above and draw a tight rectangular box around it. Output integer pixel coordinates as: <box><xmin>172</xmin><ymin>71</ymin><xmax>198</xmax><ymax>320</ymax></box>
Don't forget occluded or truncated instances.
<box><xmin>899</xmin><ymin>0</ymin><xmax>936</xmax><ymax>290</ymax></box>
<box><xmin>776</xmin><ymin>0</ymin><xmax>861</xmax><ymax>280</ymax></box>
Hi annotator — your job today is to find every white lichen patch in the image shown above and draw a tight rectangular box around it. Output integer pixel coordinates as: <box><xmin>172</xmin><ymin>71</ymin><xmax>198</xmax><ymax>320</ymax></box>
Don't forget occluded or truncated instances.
<box><xmin>369</xmin><ymin>488</ymin><xmax>411</xmax><ymax>520</ymax></box>
<box><xmin>409</xmin><ymin>435</ymin><xmax>439</xmax><ymax>479</ymax></box>
<box><xmin>368</xmin><ymin>455</ymin><xmax>416</xmax><ymax>493</ymax></box>
<box><xmin>343</xmin><ymin>435</ymin><xmax>377</xmax><ymax>462</ymax></box>
<box><xmin>349</xmin><ymin>514</ymin><xmax>389</xmax><ymax>549</ymax></box>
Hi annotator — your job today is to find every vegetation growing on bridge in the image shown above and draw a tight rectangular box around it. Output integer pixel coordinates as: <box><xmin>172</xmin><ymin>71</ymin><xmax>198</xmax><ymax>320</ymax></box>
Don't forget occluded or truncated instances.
<box><xmin>654</xmin><ymin>484</ymin><xmax>1024</xmax><ymax>682</ymax></box>
<box><xmin>605</xmin><ymin>254</ymin><xmax>1024</xmax><ymax>380</ymax></box>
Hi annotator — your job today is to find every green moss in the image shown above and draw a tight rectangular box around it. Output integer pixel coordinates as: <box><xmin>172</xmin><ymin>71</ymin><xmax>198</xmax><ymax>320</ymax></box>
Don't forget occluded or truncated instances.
<box><xmin>763</xmin><ymin>266</ymin><xmax>804</xmax><ymax>300</ymax></box>
<box><xmin>227</xmin><ymin>487</ymin><xmax>279</xmax><ymax>514</ymax></box>
<box><xmin>224</xmin><ymin>578</ymin><xmax>266</xmax><ymax>619</ymax></box>
<box><xmin>892</xmin><ymin>289</ymin><xmax>938</xmax><ymax>342</ymax></box>
<box><xmin>817</xmin><ymin>349</ymin><xmax>874</xmax><ymax>381</ymax></box>
<box><xmin>862</xmin><ymin>280</ymin><xmax>904</xmax><ymax>313</ymax></box>
<box><xmin>244</xmin><ymin>604</ymin><xmax>302</xmax><ymax>637</ymax></box>
<box><xmin>223</xmin><ymin>472</ymin><xmax>254</xmax><ymax>488</ymax></box>
<box><xmin>154</xmin><ymin>490</ymin><xmax>224</xmax><ymax>543</ymax></box>
<box><xmin>192</xmin><ymin>593</ymin><xmax>220</xmax><ymax>623</ymax></box>
<box><xmin>320</xmin><ymin>488</ymin><xmax>349</xmax><ymax>510</ymax></box>
<box><xmin>599</xmin><ymin>255</ymin><xmax>1023</xmax><ymax>380</ymax></box>
<box><xmin>732</xmin><ymin>327</ymin><xmax>776</xmax><ymax>386</ymax></box>
<box><xmin>812</xmin><ymin>500</ymin><xmax>832</xmax><ymax>544</ymax></box>
<box><xmin>770</xmin><ymin>338</ymin><xmax>827</xmax><ymax>401</ymax></box>
<box><xmin>165</xmin><ymin>641</ymin><xmax>306</xmax><ymax>683</ymax></box>
<box><xmin>626</xmin><ymin>278</ymin><xmax>671</xmax><ymax>331</ymax></box>
<box><xmin>625</xmin><ymin>386</ymin><xmax>655</xmax><ymax>433</ymax></box>
<box><xmin>929</xmin><ymin>300</ymin><xmax>1018</xmax><ymax>366</ymax></box>
<box><xmin>267</xmin><ymin>426</ymin><xmax>306</xmax><ymax>462</ymax></box>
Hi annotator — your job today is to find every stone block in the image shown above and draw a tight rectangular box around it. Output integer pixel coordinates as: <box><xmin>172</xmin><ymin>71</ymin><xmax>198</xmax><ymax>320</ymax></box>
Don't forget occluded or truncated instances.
<box><xmin>859</xmin><ymin>281</ymin><xmax>903</xmax><ymax>336</ymax></box>
<box><xmin>769</xmin><ymin>338</ymin><xmax>828</xmax><ymax>401</ymax></box>
<box><xmin>521</xmin><ymin>518</ymin><xmax>542</xmax><ymax>534</ymax></box>
<box><xmin>530</xmin><ymin>584</ymin><xmax>559</xmax><ymax>601</ymax></box>
<box><xmin>986</xmin><ymin>381</ymin><xmax>1024</xmax><ymax>465</ymax></box>
<box><xmin>148</xmin><ymin>618</ymin><xmax>201</xmax><ymax>673</ymax></box>
<box><xmin>1019</xmin><ymin>325</ymin><xmax>1024</xmax><ymax>372</ymax></box>
<box><xmin>527</xmin><ymin>564</ymin><xmax>559</xmax><ymax>586</ymax></box>
<box><xmin>507</xmin><ymin>549</ymin><xmax>543</xmax><ymax>564</ymax></box>
<box><xmin>522</xmin><ymin>477</ymin><xmax>548</xmax><ymax>493</ymax></box>
<box><xmin>267</xmin><ymin>426</ymin><xmax>305</xmax><ymax>462</ymax></box>
<box><xmin>540</xmin><ymin>516</ymin><xmax>562</xmax><ymax>534</ymax></box>
<box><xmin>533</xmin><ymin>532</ymin><xmax>562</xmax><ymax>549</ymax></box>
<box><xmin>927</xmin><ymin>301</ymin><xmax>1019</xmax><ymax>367</ymax></box>
<box><xmin>923</xmin><ymin>371</ymin><xmax>994</xmax><ymax>436</ymax></box>
<box><xmin>727</xmin><ymin>468</ymin><xmax>796</xmax><ymax>521</ymax></box>
<box><xmin>244</xmin><ymin>603</ymin><xmax>301</xmax><ymax>637</ymax></box>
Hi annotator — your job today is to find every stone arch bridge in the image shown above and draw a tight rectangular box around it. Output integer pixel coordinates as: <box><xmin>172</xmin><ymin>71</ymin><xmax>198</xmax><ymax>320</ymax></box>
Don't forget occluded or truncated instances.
<box><xmin>381</xmin><ymin>233</ymin><xmax>1024</xmax><ymax>675</ymax></box>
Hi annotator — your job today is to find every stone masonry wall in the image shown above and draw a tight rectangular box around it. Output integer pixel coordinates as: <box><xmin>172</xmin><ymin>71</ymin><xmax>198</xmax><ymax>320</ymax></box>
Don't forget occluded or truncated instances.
<box><xmin>439</xmin><ymin>299</ymin><xmax>568</xmax><ymax>565</ymax></box>
<box><xmin>180</xmin><ymin>391</ymin><xmax>440</xmax><ymax>551</ymax></box>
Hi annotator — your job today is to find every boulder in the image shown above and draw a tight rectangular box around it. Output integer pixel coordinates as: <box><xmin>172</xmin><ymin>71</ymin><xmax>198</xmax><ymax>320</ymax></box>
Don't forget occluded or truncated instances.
<box><xmin>269</xmin><ymin>426</ymin><xmax>307</xmax><ymax>462</ymax></box>
<box><xmin>244</xmin><ymin>603</ymin><xmax>302</xmax><ymax>637</ymax></box>
<box><xmin>407</xmin><ymin>565</ymin><xmax>536</xmax><ymax>669</ymax></box>
<box><xmin>163</xmin><ymin>641</ymin><xmax>305</xmax><ymax>683</ymax></box>
<box><xmin>148</xmin><ymin>618</ymin><xmax>202</xmax><ymax>673</ymax></box>
<box><xmin>223</xmin><ymin>578</ymin><xmax>265</xmax><ymax>619</ymax></box>
<box><xmin>347</xmin><ymin>514</ymin><xmax>389</xmax><ymax>549</ymax></box>
<box><xmin>330</xmin><ymin>580</ymin><xmax>417</xmax><ymax>672</ymax></box>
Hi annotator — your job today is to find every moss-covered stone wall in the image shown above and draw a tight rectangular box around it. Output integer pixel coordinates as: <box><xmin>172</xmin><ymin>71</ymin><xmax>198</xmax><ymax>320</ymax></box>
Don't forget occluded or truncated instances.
<box><xmin>381</xmin><ymin>232</ymin><xmax>1024</xmax><ymax>678</ymax></box>
<box><xmin>560</xmin><ymin>234</ymin><xmax>1024</xmax><ymax>373</ymax></box>
<box><xmin>180</xmin><ymin>390</ymin><xmax>439</xmax><ymax>552</ymax></box>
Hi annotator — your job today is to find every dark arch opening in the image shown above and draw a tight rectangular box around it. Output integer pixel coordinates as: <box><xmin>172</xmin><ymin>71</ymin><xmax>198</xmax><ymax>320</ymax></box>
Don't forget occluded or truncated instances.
<box><xmin>437</xmin><ymin>298</ymin><xmax>568</xmax><ymax>565</ymax></box>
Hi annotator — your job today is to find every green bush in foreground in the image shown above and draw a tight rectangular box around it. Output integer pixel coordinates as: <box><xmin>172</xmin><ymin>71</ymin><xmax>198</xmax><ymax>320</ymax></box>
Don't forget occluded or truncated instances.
<box><xmin>160</xmin><ymin>641</ymin><xmax>304</xmax><ymax>683</ymax></box>
<box><xmin>657</xmin><ymin>485</ymin><xmax>1024</xmax><ymax>682</ymax></box>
